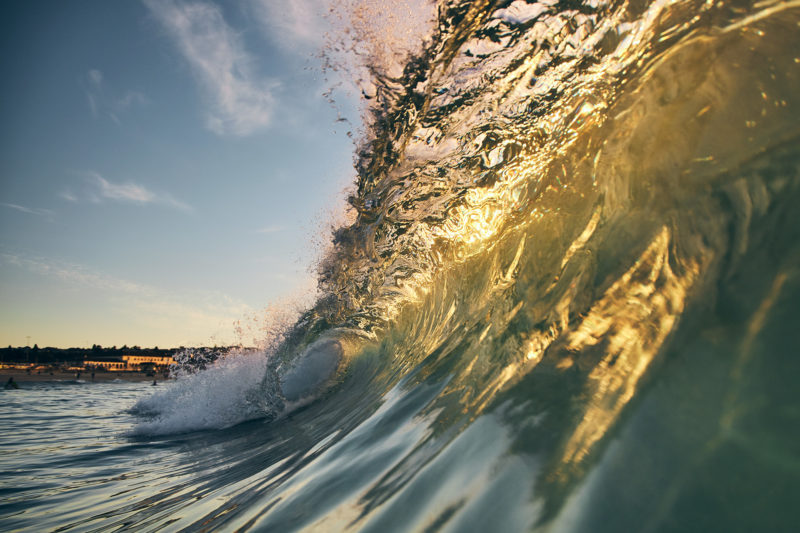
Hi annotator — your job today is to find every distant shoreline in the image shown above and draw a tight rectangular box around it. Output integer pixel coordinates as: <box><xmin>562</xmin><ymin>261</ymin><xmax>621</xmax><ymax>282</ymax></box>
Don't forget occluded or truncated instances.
<box><xmin>2</xmin><ymin>368</ymin><xmax>170</xmax><ymax>384</ymax></box>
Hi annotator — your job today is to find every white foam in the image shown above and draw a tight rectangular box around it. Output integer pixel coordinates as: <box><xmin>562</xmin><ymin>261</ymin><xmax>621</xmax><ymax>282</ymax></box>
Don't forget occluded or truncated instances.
<box><xmin>494</xmin><ymin>1</ymin><xmax>548</xmax><ymax>24</ymax></box>
<box><xmin>322</xmin><ymin>0</ymin><xmax>438</xmax><ymax>116</ymax></box>
<box><xmin>129</xmin><ymin>350</ymin><xmax>269</xmax><ymax>436</ymax></box>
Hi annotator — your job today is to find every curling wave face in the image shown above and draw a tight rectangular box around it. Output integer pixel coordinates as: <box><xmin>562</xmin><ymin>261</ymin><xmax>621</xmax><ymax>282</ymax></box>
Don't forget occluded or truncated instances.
<box><xmin>128</xmin><ymin>0</ymin><xmax>800</xmax><ymax>530</ymax></box>
<box><xmin>268</xmin><ymin>0</ymin><xmax>800</xmax><ymax>435</ymax></box>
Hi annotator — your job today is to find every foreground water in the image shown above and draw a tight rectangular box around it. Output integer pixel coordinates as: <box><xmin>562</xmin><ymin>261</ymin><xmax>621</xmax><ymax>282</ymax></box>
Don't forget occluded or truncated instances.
<box><xmin>2</xmin><ymin>301</ymin><xmax>799</xmax><ymax>532</ymax></box>
<box><xmin>3</xmin><ymin>0</ymin><xmax>800</xmax><ymax>530</ymax></box>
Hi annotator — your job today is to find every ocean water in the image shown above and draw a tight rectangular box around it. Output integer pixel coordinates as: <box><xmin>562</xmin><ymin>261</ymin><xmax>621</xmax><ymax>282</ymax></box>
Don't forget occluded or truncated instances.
<box><xmin>2</xmin><ymin>0</ymin><xmax>800</xmax><ymax>530</ymax></box>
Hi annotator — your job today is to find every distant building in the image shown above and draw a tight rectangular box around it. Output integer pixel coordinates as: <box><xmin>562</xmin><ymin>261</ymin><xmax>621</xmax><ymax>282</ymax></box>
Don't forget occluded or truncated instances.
<box><xmin>82</xmin><ymin>356</ymin><xmax>173</xmax><ymax>372</ymax></box>
<box><xmin>85</xmin><ymin>360</ymin><xmax>126</xmax><ymax>371</ymax></box>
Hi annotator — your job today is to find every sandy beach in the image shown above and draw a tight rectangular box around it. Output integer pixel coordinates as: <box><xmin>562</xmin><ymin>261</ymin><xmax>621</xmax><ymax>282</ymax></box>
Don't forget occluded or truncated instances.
<box><xmin>2</xmin><ymin>368</ymin><xmax>170</xmax><ymax>384</ymax></box>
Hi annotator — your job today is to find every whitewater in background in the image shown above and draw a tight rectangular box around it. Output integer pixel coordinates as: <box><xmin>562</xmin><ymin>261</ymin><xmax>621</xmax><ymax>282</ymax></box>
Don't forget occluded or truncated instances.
<box><xmin>2</xmin><ymin>0</ymin><xmax>799</xmax><ymax>531</ymax></box>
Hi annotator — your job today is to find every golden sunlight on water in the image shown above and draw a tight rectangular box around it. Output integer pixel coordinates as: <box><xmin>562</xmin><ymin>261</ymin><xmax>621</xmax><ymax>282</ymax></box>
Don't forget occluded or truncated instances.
<box><xmin>559</xmin><ymin>226</ymin><xmax>702</xmax><ymax>468</ymax></box>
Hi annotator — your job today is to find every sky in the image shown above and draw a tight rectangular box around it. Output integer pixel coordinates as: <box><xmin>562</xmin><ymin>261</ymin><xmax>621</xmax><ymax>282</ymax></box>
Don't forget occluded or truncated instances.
<box><xmin>0</xmin><ymin>0</ymin><xmax>362</xmax><ymax>348</ymax></box>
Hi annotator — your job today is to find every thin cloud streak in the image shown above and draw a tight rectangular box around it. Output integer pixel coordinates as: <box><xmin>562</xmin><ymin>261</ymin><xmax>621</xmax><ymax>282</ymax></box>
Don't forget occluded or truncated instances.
<box><xmin>144</xmin><ymin>0</ymin><xmax>275</xmax><ymax>136</ymax></box>
<box><xmin>2</xmin><ymin>253</ymin><xmax>147</xmax><ymax>294</ymax></box>
<box><xmin>85</xmin><ymin>172</ymin><xmax>192</xmax><ymax>212</ymax></box>
<box><xmin>1</xmin><ymin>203</ymin><xmax>55</xmax><ymax>218</ymax></box>
<box><xmin>95</xmin><ymin>174</ymin><xmax>155</xmax><ymax>203</ymax></box>
<box><xmin>59</xmin><ymin>191</ymin><xmax>78</xmax><ymax>202</ymax></box>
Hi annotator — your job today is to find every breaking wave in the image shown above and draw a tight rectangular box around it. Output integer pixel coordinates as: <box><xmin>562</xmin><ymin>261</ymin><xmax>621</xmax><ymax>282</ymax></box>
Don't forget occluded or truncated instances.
<box><xmin>129</xmin><ymin>1</ymin><xmax>800</xmax><ymax>530</ymax></box>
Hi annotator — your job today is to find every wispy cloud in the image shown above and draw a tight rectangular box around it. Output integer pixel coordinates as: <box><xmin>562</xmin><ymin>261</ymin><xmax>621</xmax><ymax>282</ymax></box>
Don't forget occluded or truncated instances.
<box><xmin>252</xmin><ymin>0</ymin><xmax>330</xmax><ymax>51</ymax></box>
<box><xmin>1</xmin><ymin>203</ymin><xmax>54</xmax><ymax>219</ymax></box>
<box><xmin>90</xmin><ymin>172</ymin><xmax>192</xmax><ymax>211</ymax></box>
<box><xmin>144</xmin><ymin>0</ymin><xmax>276</xmax><ymax>136</ymax></box>
<box><xmin>256</xmin><ymin>225</ymin><xmax>284</xmax><ymax>234</ymax></box>
<box><xmin>2</xmin><ymin>253</ymin><xmax>146</xmax><ymax>294</ymax></box>
<box><xmin>88</xmin><ymin>68</ymin><xmax>103</xmax><ymax>85</ymax></box>
<box><xmin>60</xmin><ymin>172</ymin><xmax>191</xmax><ymax>212</ymax></box>
<box><xmin>59</xmin><ymin>190</ymin><xmax>78</xmax><ymax>202</ymax></box>
<box><xmin>85</xmin><ymin>69</ymin><xmax>149</xmax><ymax>123</ymax></box>
<box><xmin>94</xmin><ymin>174</ymin><xmax>156</xmax><ymax>203</ymax></box>
<box><xmin>2</xmin><ymin>252</ymin><xmax>254</xmax><ymax>345</ymax></box>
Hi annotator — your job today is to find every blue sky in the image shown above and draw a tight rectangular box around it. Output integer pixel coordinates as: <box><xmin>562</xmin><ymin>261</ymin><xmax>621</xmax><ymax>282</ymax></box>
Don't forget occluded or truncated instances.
<box><xmin>0</xmin><ymin>0</ymin><xmax>361</xmax><ymax>348</ymax></box>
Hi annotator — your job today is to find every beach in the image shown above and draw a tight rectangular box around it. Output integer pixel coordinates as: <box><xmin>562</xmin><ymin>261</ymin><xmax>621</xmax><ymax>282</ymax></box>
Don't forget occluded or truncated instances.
<box><xmin>2</xmin><ymin>368</ymin><xmax>169</xmax><ymax>384</ymax></box>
